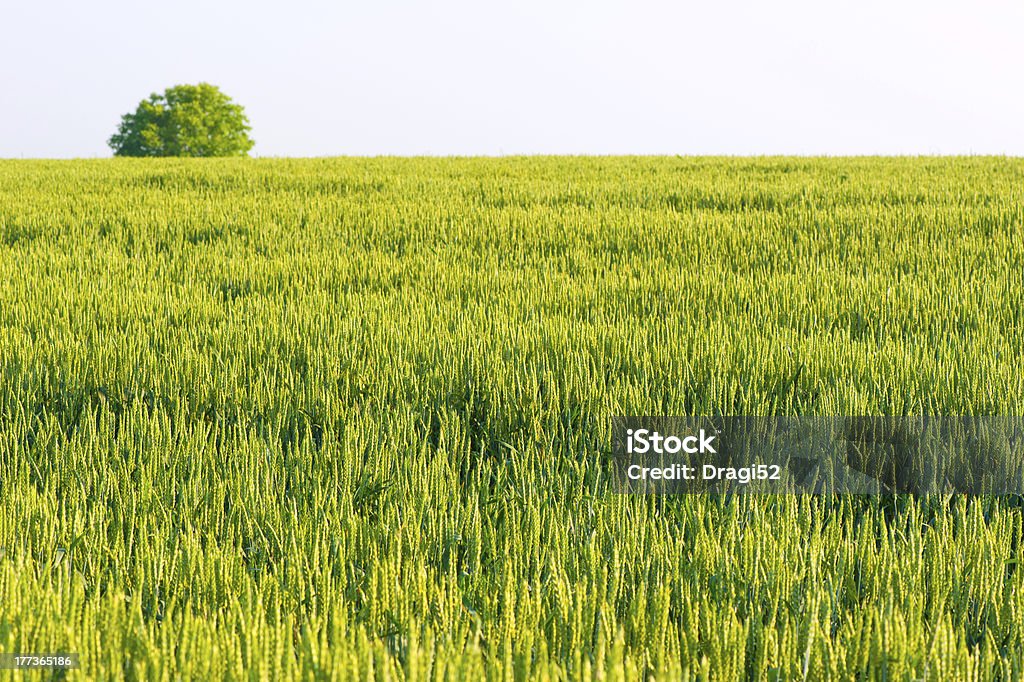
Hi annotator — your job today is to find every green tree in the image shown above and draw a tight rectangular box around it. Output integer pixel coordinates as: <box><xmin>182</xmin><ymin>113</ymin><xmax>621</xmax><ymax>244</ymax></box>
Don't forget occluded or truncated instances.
<box><xmin>109</xmin><ymin>83</ymin><xmax>254</xmax><ymax>157</ymax></box>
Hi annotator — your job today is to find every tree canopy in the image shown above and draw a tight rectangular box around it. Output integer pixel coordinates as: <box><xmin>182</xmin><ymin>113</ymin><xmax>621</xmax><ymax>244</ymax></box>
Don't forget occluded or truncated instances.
<box><xmin>109</xmin><ymin>83</ymin><xmax>254</xmax><ymax>157</ymax></box>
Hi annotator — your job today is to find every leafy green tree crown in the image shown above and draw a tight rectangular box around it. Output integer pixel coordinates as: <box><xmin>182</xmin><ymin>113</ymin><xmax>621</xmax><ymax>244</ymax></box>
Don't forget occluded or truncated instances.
<box><xmin>109</xmin><ymin>83</ymin><xmax>254</xmax><ymax>157</ymax></box>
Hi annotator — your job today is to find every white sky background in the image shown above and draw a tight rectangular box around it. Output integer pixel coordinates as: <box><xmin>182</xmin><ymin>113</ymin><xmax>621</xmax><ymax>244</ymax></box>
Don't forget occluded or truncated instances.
<box><xmin>2</xmin><ymin>0</ymin><xmax>1023</xmax><ymax>157</ymax></box>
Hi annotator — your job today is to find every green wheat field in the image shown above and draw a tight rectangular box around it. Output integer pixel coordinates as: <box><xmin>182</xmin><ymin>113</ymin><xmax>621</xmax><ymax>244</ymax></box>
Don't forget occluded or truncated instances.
<box><xmin>1</xmin><ymin>157</ymin><xmax>1023</xmax><ymax>680</ymax></box>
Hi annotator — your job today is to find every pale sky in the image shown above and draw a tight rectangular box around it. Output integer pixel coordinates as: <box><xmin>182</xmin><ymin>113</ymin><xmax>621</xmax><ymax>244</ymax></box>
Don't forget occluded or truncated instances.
<box><xmin>3</xmin><ymin>0</ymin><xmax>1023</xmax><ymax>157</ymax></box>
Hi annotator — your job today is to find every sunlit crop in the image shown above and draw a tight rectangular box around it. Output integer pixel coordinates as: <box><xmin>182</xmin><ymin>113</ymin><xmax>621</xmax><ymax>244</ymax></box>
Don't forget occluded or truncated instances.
<box><xmin>1</xmin><ymin>157</ymin><xmax>1023</xmax><ymax>679</ymax></box>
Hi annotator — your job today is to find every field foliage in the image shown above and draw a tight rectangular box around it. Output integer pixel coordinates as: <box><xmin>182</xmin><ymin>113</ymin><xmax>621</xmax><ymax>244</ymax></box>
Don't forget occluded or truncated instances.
<box><xmin>1</xmin><ymin>157</ymin><xmax>1023</xmax><ymax>679</ymax></box>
